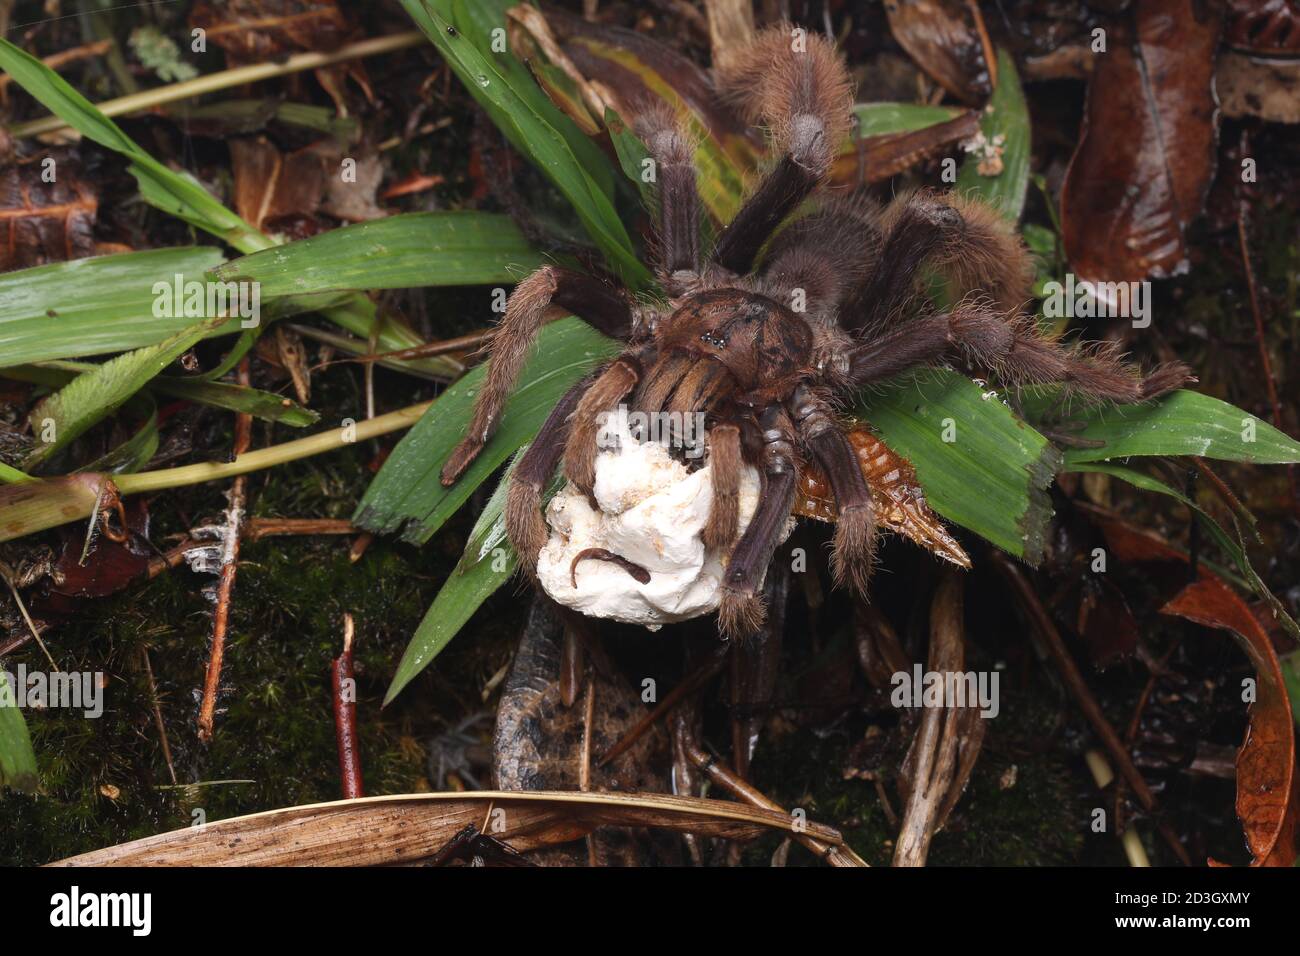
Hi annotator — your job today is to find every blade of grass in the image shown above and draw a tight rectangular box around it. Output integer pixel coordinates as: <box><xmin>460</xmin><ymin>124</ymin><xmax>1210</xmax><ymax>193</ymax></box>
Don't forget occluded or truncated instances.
<box><xmin>400</xmin><ymin>0</ymin><xmax>649</xmax><ymax>288</ymax></box>
<box><xmin>353</xmin><ymin>317</ymin><xmax>620</xmax><ymax>543</ymax></box>
<box><xmin>0</xmin><ymin>670</ymin><xmax>38</xmax><ymax>793</ymax></box>
<box><xmin>0</xmin><ymin>37</ymin><xmax>460</xmax><ymax>380</ymax></box>
<box><xmin>1032</xmin><ymin>390</ymin><xmax>1300</xmax><ymax>466</ymax></box>
<box><xmin>956</xmin><ymin>48</ymin><xmax>1029</xmax><ymax>222</ymax></box>
<box><xmin>3</xmin><ymin>362</ymin><xmax>318</xmax><ymax>427</ymax></box>
<box><xmin>213</xmin><ymin>212</ymin><xmax>543</xmax><ymax>297</ymax></box>
<box><xmin>24</xmin><ymin>317</ymin><xmax>226</xmax><ymax>470</ymax></box>
<box><xmin>0</xmin><ymin>247</ymin><xmax>230</xmax><ymax>368</ymax></box>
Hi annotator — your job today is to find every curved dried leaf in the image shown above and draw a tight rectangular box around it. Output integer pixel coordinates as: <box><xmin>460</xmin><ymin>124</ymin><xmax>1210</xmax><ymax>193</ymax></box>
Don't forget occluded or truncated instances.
<box><xmin>52</xmin><ymin>790</ymin><xmax>844</xmax><ymax>866</ymax></box>
<box><xmin>1060</xmin><ymin>0</ymin><xmax>1222</xmax><ymax>283</ymax></box>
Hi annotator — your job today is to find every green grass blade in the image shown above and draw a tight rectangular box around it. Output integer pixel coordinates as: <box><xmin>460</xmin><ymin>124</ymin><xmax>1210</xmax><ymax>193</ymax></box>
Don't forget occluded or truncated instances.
<box><xmin>24</xmin><ymin>317</ymin><xmax>225</xmax><ymax>470</ymax></box>
<box><xmin>213</xmin><ymin>212</ymin><xmax>543</xmax><ymax>296</ymax></box>
<box><xmin>400</xmin><ymin>0</ymin><xmax>649</xmax><ymax>288</ymax></box>
<box><xmin>0</xmin><ymin>37</ymin><xmax>460</xmax><ymax>380</ymax></box>
<box><xmin>0</xmin><ymin>247</ymin><xmax>231</xmax><ymax>368</ymax></box>
<box><xmin>1033</xmin><ymin>390</ymin><xmax>1300</xmax><ymax>466</ymax></box>
<box><xmin>0</xmin><ymin>671</ymin><xmax>38</xmax><ymax>793</ymax></box>
<box><xmin>852</xmin><ymin>102</ymin><xmax>967</xmax><ymax>137</ymax></box>
<box><xmin>383</xmin><ymin>454</ymin><xmax>522</xmax><ymax>704</ymax></box>
<box><xmin>956</xmin><ymin>48</ymin><xmax>1030</xmax><ymax>221</ymax></box>
<box><xmin>856</xmin><ymin>372</ymin><xmax>1062</xmax><ymax>562</ymax></box>
<box><xmin>353</xmin><ymin>317</ymin><xmax>621</xmax><ymax>542</ymax></box>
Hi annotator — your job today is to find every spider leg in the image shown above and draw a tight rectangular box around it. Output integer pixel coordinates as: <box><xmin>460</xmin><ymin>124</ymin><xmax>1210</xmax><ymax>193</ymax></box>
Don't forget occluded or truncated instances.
<box><xmin>637</xmin><ymin>106</ymin><xmax>702</xmax><ymax>285</ymax></box>
<box><xmin>710</xmin><ymin>24</ymin><xmax>853</xmax><ymax>275</ymax></box>
<box><xmin>847</xmin><ymin>303</ymin><xmax>1193</xmax><ymax>403</ymax></box>
<box><xmin>789</xmin><ymin>385</ymin><xmax>876</xmax><ymax>597</ymax></box>
<box><xmin>562</xmin><ymin>352</ymin><xmax>646</xmax><ymax>499</ymax></box>
<box><xmin>441</xmin><ymin>266</ymin><xmax>633</xmax><ymax>486</ymax></box>
<box><xmin>701</xmin><ymin>422</ymin><xmax>742</xmax><ymax>552</ymax></box>
<box><xmin>718</xmin><ymin>406</ymin><xmax>798</xmax><ymax>638</ymax></box>
<box><xmin>842</xmin><ymin>190</ymin><xmax>1033</xmax><ymax>335</ymax></box>
<box><xmin>505</xmin><ymin>372</ymin><xmax>596</xmax><ymax>575</ymax></box>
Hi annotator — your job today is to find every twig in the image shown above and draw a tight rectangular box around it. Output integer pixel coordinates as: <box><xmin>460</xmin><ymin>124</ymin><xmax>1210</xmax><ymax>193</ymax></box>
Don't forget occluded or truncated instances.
<box><xmin>893</xmin><ymin>570</ymin><xmax>968</xmax><ymax>866</ymax></box>
<box><xmin>140</xmin><ymin>647</ymin><xmax>177</xmax><ymax>786</ymax></box>
<box><xmin>991</xmin><ymin>552</ymin><xmax>1192</xmax><ymax>866</ymax></box>
<box><xmin>8</xmin><ymin>32</ymin><xmax>426</xmax><ymax>139</ymax></box>
<box><xmin>1237</xmin><ymin>198</ymin><xmax>1299</xmax><ymax>514</ymax></box>
<box><xmin>595</xmin><ymin>647</ymin><xmax>728</xmax><ymax>767</ymax></box>
<box><xmin>684</xmin><ymin>741</ymin><xmax>868</xmax><ymax>867</ymax></box>
<box><xmin>331</xmin><ymin>613</ymin><xmax>365</xmax><ymax>799</ymax></box>
<box><xmin>196</xmin><ymin>360</ymin><xmax>253</xmax><ymax>744</ymax></box>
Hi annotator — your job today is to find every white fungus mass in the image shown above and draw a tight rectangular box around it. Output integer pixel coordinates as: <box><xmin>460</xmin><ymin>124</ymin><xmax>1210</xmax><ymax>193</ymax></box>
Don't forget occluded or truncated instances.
<box><xmin>535</xmin><ymin>418</ymin><xmax>790</xmax><ymax>630</ymax></box>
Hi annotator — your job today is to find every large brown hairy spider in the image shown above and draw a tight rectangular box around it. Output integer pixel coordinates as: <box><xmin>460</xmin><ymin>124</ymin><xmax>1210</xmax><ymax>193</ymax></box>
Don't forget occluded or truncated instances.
<box><xmin>440</xmin><ymin>24</ymin><xmax>1191</xmax><ymax>639</ymax></box>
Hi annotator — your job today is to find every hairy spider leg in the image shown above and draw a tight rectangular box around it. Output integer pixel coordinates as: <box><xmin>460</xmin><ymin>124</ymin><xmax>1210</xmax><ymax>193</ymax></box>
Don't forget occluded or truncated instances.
<box><xmin>710</xmin><ymin>24</ymin><xmax>853</xmax><ymax>275</ymax></box>
<box><xmin>788</xmin><ymin>385</ymin><xmax>877</xmax><ymax>597</ymax></box>
<box><xmin>718</xmin><ymin>405</ymin><xmax>799</xmax><ymax>638</ymax></box>
<box><xmin>442</xmin><ymin>266</ymin><xmax>634</xmax><ymax>486</ymax></box>
<box><xmin>506</xmin><ymin>371</ymin><xmax>599</xmax><ymax>575</ymax></box>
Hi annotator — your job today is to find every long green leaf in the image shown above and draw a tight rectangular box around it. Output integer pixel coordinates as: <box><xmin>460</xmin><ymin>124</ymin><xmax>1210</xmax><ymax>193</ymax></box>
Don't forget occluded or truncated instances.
<box><xmin>0</xmin><ymin>247</ymin><xmax>231</xmax><ymax>368</ymax></box>
<box><xmin>400</xmin><ymin>0</ymin><xmax>649</xmax><ymax>288</ymax></box>
<box><xmin>213</xmin><ymin>212</ymin><xmax>543</xmax><ymax>297</ymax></box>
<box><xmin>3</xmin><ymin>362</ymin><xmax>318</xmax><ymax>427</ymax></box>
<box><xmin>354</xmin><ymin>317</ymin><xmax>621</xmax><ymax>542</ymax></box>
<box><xmin>956</xmin><ymin>48</ymin><xmax>1029</xmax><ymax>221</ymax></box>
<box><xmin>24</xmin><ymin>317</ymin><xmax>224</xmax><ymax>469</ymax></box>
<box><xmin>0</xmin><ymin>670</ymin><xmax>38</xmax><ymax>793</ymax></box>
<box><xmin>0</xmin><ymin>37</ymin><xmax>460</xmax><ymax>380</ymax></box>
<box><xmin>856</xmin><ymin>372</ymin><xmax>1062</xmax><ymax>562</ymax></box>
<box><xmin>384</xmin><ymin>454</ymin><xmax>522</xmax><ymax>704</ymax></box>
<box><xmin>1039</xmin><ymin>390</ymin><xmax>1300</xmax><ymax>466</ymax></box>
<box><xmin>852</xmin><ymin>102</ymin><xmax>966</xmax><ymax>137</ymax></box>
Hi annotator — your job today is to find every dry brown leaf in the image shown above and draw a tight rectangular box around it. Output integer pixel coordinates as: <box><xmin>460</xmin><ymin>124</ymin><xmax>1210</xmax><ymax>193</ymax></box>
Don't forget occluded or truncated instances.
<box><xmin>50</xmin><ymin>790</ymin><xmax>845</xmax><ymax>866</ymax></box>
<box><xmin>1060</xmin><ymin>0</ymin><xmax>1222</xmax><ymax>284</ymax></box>
<box><xmin>797</xmin><ymin>425</ymin><xmax>971</xmax><ymax>568</ymax></box>
<box><xmin>884</xmin><ymin>0</ymin><xmax>993</xmax><ymax>104</ymax></box>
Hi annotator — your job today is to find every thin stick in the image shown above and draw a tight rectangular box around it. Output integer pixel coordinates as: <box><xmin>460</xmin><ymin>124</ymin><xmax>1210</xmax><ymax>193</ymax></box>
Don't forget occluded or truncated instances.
<box><xmin>8</xmin><ymin>32</ymin><xmax>426</xmax><ymax>139</ymax></box>
<box><xmin>992</xmin><ymin>553</ymin><xmax>1192</xmax><ymax>866</ymax></box>
<box><xmin>596</xmin><ymin>648</ymin><xmax>728</xmax><ymax>767</ymax></box>
<box><xmin>1237</xmin><ymin>200</ymin><xmax>1299</xmax><ymax>513</ymax></box>
<box><xmin>141</xmin><ymin>647</ymin><xmax>177</xmax><ymax>786</ymax></box>
<box><xmin>196</xmin><ymin>360</ymin><xmax>253</xmax><ymax>744</ymax></box>
<box><xmin>331</xmin><ymin>613</ymin><xmax>365</xmax><ymax>799</ymax></box>
<box><xmin>684</xmin><ymin>741</ymin><xmax>868</xmax><ymax>867</ymax></box>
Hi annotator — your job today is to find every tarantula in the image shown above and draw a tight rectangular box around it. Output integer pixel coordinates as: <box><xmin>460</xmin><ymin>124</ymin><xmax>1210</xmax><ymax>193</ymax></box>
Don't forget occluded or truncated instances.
<box><xmin>440</xmin><ymin>25</ymin><xmax>1191</xmax><ymax>638</ymax></box>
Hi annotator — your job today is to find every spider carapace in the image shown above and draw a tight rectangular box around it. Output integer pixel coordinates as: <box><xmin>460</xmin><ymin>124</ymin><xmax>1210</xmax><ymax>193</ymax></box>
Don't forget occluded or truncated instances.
<box><xmin>438</xmin><ymin>23</ymin><xmax>1193</xmax><ymax>638</ymax></box>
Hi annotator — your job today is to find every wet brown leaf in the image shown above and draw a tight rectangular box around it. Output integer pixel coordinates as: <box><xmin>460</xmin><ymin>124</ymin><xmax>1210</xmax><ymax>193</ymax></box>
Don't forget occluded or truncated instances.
<box><xmin>884</xmin><ymin>0</ymin><xmax>993</xmax><ymax>104</ymax></box>
<box><xmin>1161</xmin><ymin>576</ymin><xmax>1298</xmax><ymax>867</ymax></box>
<box><xmin>0</xmin><ymin>160</ymin><xmax>97</xmax><ymax>271</ymax></box>
<box><xmin>797</xmin><ymin>425</ymin><xmax>971</xmax><ymax>568</ymax></box>
<box><xmin>1086</xmin><ymin>506</ymin><xmax>1297</xmax><ymax>866</ymax></box>
<box><xmin>1060</xmin><ymin>0</ymin><xmax>1223</xmax><ymax>284</ymax></box>
<box><xmin>832</xmin><ymin>110</ymin><xmax>981</xmax><ymax>187</ymax></box>
<box><xmin>189</xmin><ymin>0</ymin><xmax>354</xmax><ymax>61</ymax></box>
